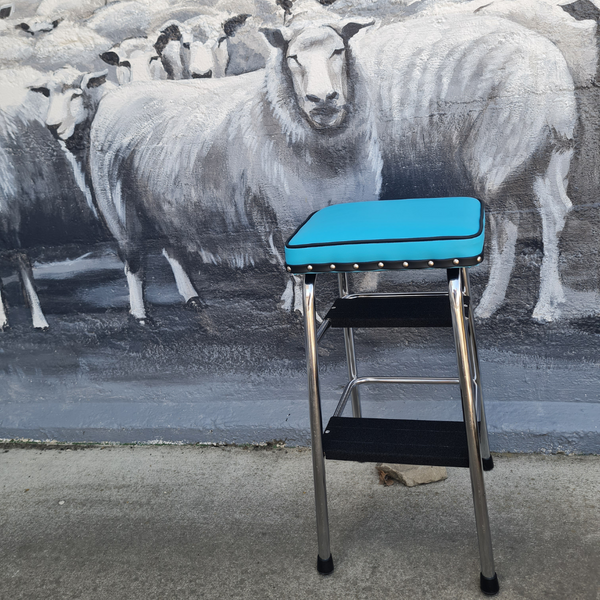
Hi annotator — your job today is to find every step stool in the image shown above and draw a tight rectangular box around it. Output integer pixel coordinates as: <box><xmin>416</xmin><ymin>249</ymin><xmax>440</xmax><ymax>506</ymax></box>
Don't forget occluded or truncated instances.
<box><xmin>284</xmin><ymin>197</ymin><xmax>499</xmax><ymax>596</ymax></box>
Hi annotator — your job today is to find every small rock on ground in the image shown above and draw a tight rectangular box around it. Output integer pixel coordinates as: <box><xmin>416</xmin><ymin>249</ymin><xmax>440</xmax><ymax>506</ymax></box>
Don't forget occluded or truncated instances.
<box><xmin>376</xmin><ymin>463</ymin><xmax>448</xmax><ymax>487</ymax></box>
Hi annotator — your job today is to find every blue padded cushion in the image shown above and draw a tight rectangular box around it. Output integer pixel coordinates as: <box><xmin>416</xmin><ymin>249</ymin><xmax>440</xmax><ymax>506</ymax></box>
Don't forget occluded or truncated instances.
<box><xmin>285</xmin><ymin>197</ymin><xmax>485</xmax><ymax>272</ymax></box>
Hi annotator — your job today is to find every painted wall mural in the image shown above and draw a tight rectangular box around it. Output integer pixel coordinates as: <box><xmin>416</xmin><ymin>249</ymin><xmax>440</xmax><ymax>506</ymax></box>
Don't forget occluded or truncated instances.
<box><xmin>1</xmin><ymin>0</ymin><xmax>600</xmax><ymax>449</ymax></box>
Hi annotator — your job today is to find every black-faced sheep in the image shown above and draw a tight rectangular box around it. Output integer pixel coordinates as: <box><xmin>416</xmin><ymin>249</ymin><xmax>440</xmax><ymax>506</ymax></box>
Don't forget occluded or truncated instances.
<box><xmin>355</xmin><ymin>14</ymin><xmax>577</xmax><ymax>321</ymax></box>
<box><xmin>89</xmin><ymin>17</ymin><xmax>381</xmax><ymax>322</ymax></box>
<box><xmin>153</xmin><ymin>13</ymin><xmax>268</xmax><ymax>80</ymax></box>
<box><xmin>100</xmin><ymin>37</ymin><xmax>167</xmax><ymax>84</ymax></box>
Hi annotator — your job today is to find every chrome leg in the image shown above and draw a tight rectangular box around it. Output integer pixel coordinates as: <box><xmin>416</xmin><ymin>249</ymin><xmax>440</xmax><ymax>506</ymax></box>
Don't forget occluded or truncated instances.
<box><xmin>338</xmin><ymin>273</ymin><xmax>361</xmax><ymax>418</ymax></box>
<box><xmin>448</xmin><ymin>269</ymin><xmax>499</xmax><ymax>595</ymax></box>
<box><xmin>462</xmin><ymin>268</ymin><xmax>493</xmax><ymax>470</ymax></box>
<box><xmin>303</xmin><ymin>274</ymin><xmax>334</xmax><ymax>574</ymax></box>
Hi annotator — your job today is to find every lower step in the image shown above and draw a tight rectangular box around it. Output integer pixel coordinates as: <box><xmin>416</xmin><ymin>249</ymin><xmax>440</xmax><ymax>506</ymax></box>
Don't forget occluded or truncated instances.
<box><xmin>322</xmin><ymin>416</ymin><xmax>470</xmax><ymax>467</ymax></box>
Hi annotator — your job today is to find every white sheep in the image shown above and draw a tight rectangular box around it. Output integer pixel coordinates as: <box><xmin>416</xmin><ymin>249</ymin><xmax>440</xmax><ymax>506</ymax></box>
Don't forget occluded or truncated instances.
<box><xmin>89</xmin><ymin>17</ymin><xmax>381</xmax><ymax>322</ymax></box>
<box><xmin>30</xmin><ymin>66</ymin><xmax>115</xmax><ymax>208</ymax></box>
<box><xmin>402</xmin><ymin>0</ymin><xmax>598</xmax><ymax>88</ymax></box>
<box><xmin>0</xmin><ymin>67</ymin><xmax>106</xmax><ymax>329</ymax></box>
<box><xmin>315</xmin><ymin>0</ymin><xmax>597</xmax><ymax>87</ymax></box>
<box><xmin>31</xmin><ymin>19</ymin><xmax>113</xmax><ymax>71</ymax></box>
<box><xmin>35</xmin><ymin>0</ymin><xmax>115</xmax><ymax>22</ymax></box>
<box><xmin>355</xmin><ymin>14</ymin><xmax>577</xmax><ymax>321</ymax></box>
<box><xmin>100</xmin><ymin>37</ymin><xmax>167</xmax><ymax>84</ymax></box>
<box><xmin>152</xmin><ymin>12</ymin><xmax>269</xmax><ymax>79</ymax></box>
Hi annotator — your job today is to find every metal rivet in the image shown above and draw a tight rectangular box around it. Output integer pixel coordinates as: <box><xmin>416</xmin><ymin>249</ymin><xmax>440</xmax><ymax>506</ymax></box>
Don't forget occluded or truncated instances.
<box><xmin>453</xmin><ymin>259</ymin><xmax>459</xmax><ymax>265</ymax></box>
<box><xmin>477</xmin><ymin>256</ymin><xmax>482</xmax><ymax>263</ymax></box>
<box><xmin>378</xmin><ymin>262</ymin><xmax>384</xmax><ymax>268</ymax></box>
<box><xmin>402</xmin><ymin>261</ymin><xmax>409</xmax><ymax>267</ymax></box>
<box><xmin>286</xmin><ymin>266</ymin><xmax>292</xmax><ymax>272</ymax></box>
<box><xmin>353</xmin><ymin>264</ymin><xmax>359</xmax><ymax>270</ymax></box>
<box><xmin>307</xmin><ymin>265</ymin><xmax>313</xmax><ymax>271</ymax></box>
<box><xmin>330</xmin><ymin>264</ymin><xmax>336</xmax><ymax>270</ymax></box>
<box><xmin>428</xmin><ymin>260</ymin><xmax>434</xmax><ymax>267</ymax></box>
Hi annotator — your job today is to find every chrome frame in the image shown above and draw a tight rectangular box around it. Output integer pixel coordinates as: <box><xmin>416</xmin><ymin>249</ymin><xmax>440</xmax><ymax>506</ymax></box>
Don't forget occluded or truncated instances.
<box><xmin>462</xmin><ymin>268</ymin><xmax>492</xmax><ymax>463</ymax></box>
<box><xmin>302</xmin><ymin>274</ymin><xmax>332</xmax><ymax>566</ymax></box>
<box><xmin>301</xmin><ymin>268</ymin><xmax>496</xmax><ymax>584</ymax></box>
<box><xmin>337</xmin><ymin>274</ymin><xmax>362</xmax><ymax>417</ymax></box>
<box><xmin>333</xmin><ymin>375</ymin><xmax>460</xmax><ymax>418</ymax></box>
<box><xmin>448</xmin><ymin>268</ymin><xmax>496</xmax><ymax>580</ymax></box>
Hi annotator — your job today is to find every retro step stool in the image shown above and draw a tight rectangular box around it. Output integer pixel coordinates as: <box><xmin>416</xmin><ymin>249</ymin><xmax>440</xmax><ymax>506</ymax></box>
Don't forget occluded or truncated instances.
<box><xmin>284</xmin><ymin>197</ymin><xmax>499</xmax><ymax>596</ymax></box>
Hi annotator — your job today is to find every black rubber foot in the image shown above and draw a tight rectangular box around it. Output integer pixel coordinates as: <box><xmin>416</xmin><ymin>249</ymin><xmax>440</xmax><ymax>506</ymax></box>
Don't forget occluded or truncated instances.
<box><xmin>480</xmin><ymin>573</ymin><xmax>499</xmax><ymax>595</ymax></box>
<box><xmin>482</xmin><ymin>456</ymin><xmax>494</xmax><ymax>471</ymax></box>
<box><xmin>317</xmin><ymin>555</ymin><xmax>334</xmax><ymax>575</ymax></box>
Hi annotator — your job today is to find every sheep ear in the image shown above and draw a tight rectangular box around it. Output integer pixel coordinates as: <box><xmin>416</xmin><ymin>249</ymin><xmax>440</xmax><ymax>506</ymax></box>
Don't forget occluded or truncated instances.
<box><xmin>100</xmin><ymin>51</ymin><xmax>120</xmax><ymax>66</ymax></box>
<box><xmin>161</xmin><ymin>23</ymin><xmax>182</xmax><ymax>41</ymax></box>
<box><xmin>29</xmin><ymin>86</ymin><xmax>50</xmax><ymax>97</ymax></box>
<box><xmin>260</xmin><ymin>27</ymin><xmax>290</xmax><ymax>48</ymax></box>
<box><xmin>82</xmin><ymin>70</ymin><xmax>108</xmax><ymax>89</ymax></box>
<box><xmin>223</xmin><ymin>14</ymin><xmax>250</xmax><ymax>38</ymax></box>
<box><xmin>0</xmin><ymin>4</ymin><xmax>12</xmax><ymax>19</ymax></box>
<box><xmin>155</xmin><ymin>23</ymin><xmax>182</xmax><ymax>54</ymax></box>
<box><xmin>336</xmin><ymin>18</ymin><xmax>374</xmax><ymax>41</ymax></box>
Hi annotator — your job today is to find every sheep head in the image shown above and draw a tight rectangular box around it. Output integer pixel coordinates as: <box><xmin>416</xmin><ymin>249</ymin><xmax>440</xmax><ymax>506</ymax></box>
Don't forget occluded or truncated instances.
<box><xmin>101</xmin><ymin>38</ymin><xmax>164</xmax><ymax>85</ymax></box>
<box><xmin>30</xmin><ymin>67</ymin><xmax>109</xmax><ymax>140</ymax></box>
<box><xmin>261</xmin><ymin>18</ymin><xmax>373</xmax><ymax>130</ymax></box>
<box><xmin>154</xmin><ymin>14</ymin><xmax>251</xmax><ymax>80</ymax></box>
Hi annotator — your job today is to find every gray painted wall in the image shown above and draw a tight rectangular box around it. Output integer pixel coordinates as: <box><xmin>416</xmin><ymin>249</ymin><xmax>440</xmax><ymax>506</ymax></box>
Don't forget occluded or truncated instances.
<box><xmin>1</xmin><ymin>0</ymin><xmax>600</xmax><ymax>452</ymax></box>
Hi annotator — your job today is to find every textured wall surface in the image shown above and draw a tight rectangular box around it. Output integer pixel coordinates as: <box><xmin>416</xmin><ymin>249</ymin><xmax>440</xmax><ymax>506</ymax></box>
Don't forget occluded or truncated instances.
<box><xmin>1</xmin><ymin>0</ymin><xmax>600</xmax><ymax>451</ymax></box>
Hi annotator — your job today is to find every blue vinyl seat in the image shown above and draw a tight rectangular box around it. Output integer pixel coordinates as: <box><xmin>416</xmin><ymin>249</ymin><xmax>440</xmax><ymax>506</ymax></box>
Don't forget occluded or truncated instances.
<box><xmin>285</xmin><ymin>197</ymin><xmax>484</xmax><ymax>273</ymax></box>
<box><xmin>285</xmin><ymin>196</ymin><xmax>499</xmax><ymax>596</ymax></box>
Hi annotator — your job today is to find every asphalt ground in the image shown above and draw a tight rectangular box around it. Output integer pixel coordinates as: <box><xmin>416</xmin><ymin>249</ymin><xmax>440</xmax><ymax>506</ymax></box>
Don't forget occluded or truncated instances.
<box><xmin>0</xmin><ymin>445</ymin><xmax>599</xmax><ymax>600</ymax></box>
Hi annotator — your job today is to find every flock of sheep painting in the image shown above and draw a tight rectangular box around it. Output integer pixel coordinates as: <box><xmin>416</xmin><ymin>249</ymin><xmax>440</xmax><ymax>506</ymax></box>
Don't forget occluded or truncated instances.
<box><xmin>0</xmin><ymin>0</ymin><xmax>598</xmax><ymax>330</ymax></box>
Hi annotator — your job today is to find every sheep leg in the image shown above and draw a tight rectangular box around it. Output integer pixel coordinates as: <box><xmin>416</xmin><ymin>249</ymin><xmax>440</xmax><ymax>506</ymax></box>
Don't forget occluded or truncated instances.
<box><xmin>161</xmin><ymin>248</ymin><xmax>204</xmax><ymax>311</ymax></box>
<box><xmin>356</xmin><ymin>271</ymin><xmax>380</xmax><ymax>293</ymax></box>
<box><xmin>0</xmin><ymin>279</ymin><xmax>8</xmax><ymax>330</ymax></box>
<box><xmin>280</xmin><ymin>277</ymin><xmax>294</xmax><ymax>311</ymax></box>
<box><xmin>531</xmin><ymin>149</ymin><xmax>573</xmax><ymax>322</ymax></box>
<box><xmin>15</xmin><ymin>253</ymin><xmax>49</xmax><ymax>330</ymax></box>
<box><xmin>475</xmin><ymin>212</ymin><xmax>519</xmax><ymax>320</ymax></box>
<box><xmin>268</xmin><ymin>233</ymin><xmax>321</xmax><ymax>320</ymax></box>
<box><xmin>124</xmin><ymin>263</ymin><xmax>148</xmax><ymax>323</ymax></box>
<box><xmin>293</xmin><ymin>275</ymin><xmax>304</xmax><ymax>314</ymax></box>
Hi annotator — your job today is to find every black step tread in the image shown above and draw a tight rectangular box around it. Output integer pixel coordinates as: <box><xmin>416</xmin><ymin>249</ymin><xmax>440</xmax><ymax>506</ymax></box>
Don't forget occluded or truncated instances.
<box><xmin>322</xmin><ymin>416</ymin><xmax>469</xmax><ymax>467</ymax></box>
<box><xmin>325</xmin><ymin>296</ymin><xmax>452</xmax><ymax>328</ymax></box>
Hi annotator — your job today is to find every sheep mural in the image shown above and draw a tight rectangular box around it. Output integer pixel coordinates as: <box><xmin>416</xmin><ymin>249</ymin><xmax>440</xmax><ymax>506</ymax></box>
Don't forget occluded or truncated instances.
<box><xmin>2</xmin><ymin>0</ymin><xmax>600</xmax><ymax>448</ymax></box>
<box><xmin>0</xmin><ymin>67</ymin><xmax>105</xmax><ymax>329</ymax></box>
<box><xmin>355</xmin><ymin>15</ymin><xmax>577</xmax><ymax>321</ymax></box>
<box><xmin>89</xmin><ymin>17</ymin><xmax>381</xmax><ymax>322</ymax></box>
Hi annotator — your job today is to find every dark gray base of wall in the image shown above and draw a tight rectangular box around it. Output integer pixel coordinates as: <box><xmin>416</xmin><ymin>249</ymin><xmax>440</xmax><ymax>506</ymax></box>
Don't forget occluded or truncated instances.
<box><xmin>1</xmin><ymin>326</ymin><xmax>599</xmax><ymax>453</ymax></box>
<box><xmin>2</xmin><ymin>399</ymin><xmax>599</xmax><ymax>454</ymax></box>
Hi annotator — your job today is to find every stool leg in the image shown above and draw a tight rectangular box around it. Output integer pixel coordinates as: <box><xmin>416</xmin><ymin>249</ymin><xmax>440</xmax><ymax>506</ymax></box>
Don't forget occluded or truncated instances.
<box><xmin>303</xmin><ymin>274</ymin><xmax>334</xmax><ymax>574</ymax></box>
<box><xmin>448</xmin><ymin>269</ymin><xmax>499</xmax><ymax>595</ymax></box>
<box><xmin>338</xmin><ymin>274</ymin><xmax>362</xmax><ymax>418</ymax></box>
<box><xmin>462</xmin><ymin>268</ymin><xmax>493</xmax><ymax>471</ymax></box>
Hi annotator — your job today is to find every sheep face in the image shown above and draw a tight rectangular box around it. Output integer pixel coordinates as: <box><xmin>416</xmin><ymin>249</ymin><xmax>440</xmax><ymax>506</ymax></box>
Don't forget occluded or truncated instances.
<box><xmin>31</xmin><ymin>68</ymin><xmax>108</xmax><ymax>140</ymax></box>
<box><xmin>263</xmin><ymin>19</ymin><xmax>373</xmax><ymax>130</ymax></box>
<box><xmin>186</xmin><ymin>36</ymin><xmax>229</xmax><ymax>79</ymax></box>
<box><xmin>288</xmin><ymin>27</ymin><xmax>348</xmax><ymax>129</ymax></box>
<box><xmin>101</xmin><ymin>41</ymin><xmax>165</xmax><ymax>85</ymax></box>
<box><xmin>154</xmin><ymin>14</ymin><xmax>250</xmax><ymax>79</ymax></box>
<box><xmin>15</xmin><ymin>17</ymin><xmax>61</xmax><ymax>36</ymax></box>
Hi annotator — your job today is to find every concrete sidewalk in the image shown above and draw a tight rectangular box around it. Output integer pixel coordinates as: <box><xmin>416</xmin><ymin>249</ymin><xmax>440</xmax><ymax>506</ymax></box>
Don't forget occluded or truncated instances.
<box><xmin>1</xmin><ymin>445</ymin><xmax>599</xmax><ymax>600</ymax></box>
